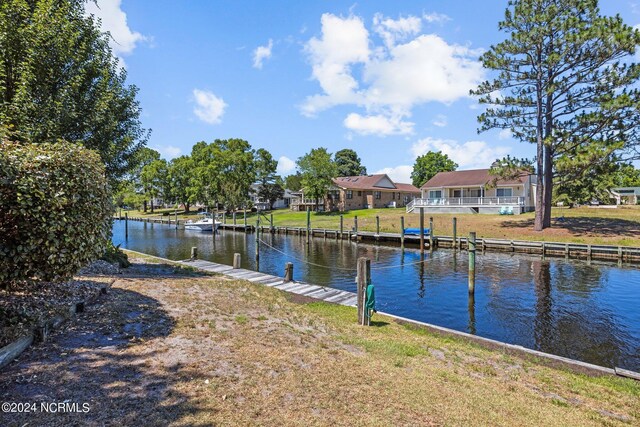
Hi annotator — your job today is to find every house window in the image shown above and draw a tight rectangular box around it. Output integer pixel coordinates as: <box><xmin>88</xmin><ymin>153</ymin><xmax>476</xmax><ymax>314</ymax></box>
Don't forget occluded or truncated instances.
<box><xmin>346</xmin><ymin>190</ymin><xmax>353</xmax><ymax>199</ymax></box>
<box><xmin>404</xmin><ymin>195</ymin><xmax>410</xmax><ymax>204</ymax></box>
<box><xmin>453</xmin><ymin>190</ymin><xmax>461</xmax><ymax>198</ymax></box>
<box><xmin>497</xmin><ymin>188</ymin><xmax>513</xmax><ymax>197</ymax></box>
<box><xmin>374</xmin><ymin>191</ymin><xmax>381</xmax><ymax>199</ymax></box>
<box><xmin>357</xmin><ymin>191</ymin><xmax>362</xmax><ymax>196</ymax></box>
<box><xmin>429</xmin><ymin>190</ymin><xmax>442</xmax><ymax>199</ymax></box>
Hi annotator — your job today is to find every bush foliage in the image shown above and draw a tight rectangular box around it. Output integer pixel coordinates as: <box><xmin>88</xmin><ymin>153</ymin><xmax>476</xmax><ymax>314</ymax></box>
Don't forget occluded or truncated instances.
<box><xmin>0</xmin><ymin>140</ymin><xmax>113</xmax><ymax>284</ymax></box>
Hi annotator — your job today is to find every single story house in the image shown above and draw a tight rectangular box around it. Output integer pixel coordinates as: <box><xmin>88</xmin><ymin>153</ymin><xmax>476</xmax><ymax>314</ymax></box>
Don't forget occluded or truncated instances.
<box><xmin>249</xmin><ymin>184</ymin><xmax>294</xmax><ymax>210</ymax></box>
<box><xmin>610</xmin><ymin>187</ymin><xmax>640</xmax><ymax>205</ymax></box>
<box><xmin>412</xmin><ymin>169</ymin><xmax>536</xmax><ymax>214</ymax></box>
<box><xmin>290</xmin><ymin>174</ymin><xmax>421</xmax><ymax>212</ymax></box>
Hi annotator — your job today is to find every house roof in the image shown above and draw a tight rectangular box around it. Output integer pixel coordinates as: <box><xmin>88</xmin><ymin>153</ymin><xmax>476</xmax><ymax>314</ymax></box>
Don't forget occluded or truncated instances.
<box><xmin>332</xmin><ymin>174</ymin><xmax>421</xmax><ymax>193</ymax></box>
<box><xmin>394</xmin><ymin>183</ymin><xmax>421</xmax><ymax>193</ymax></box>
<box><xmin>421</xmin><ymin>169</ymin><xmax>530</xmax><ymax>189</ymax></box>
<box><xmin>332</xmin><ymin>174</ymin><xmax>395</xmax><ymax>190</ymax></box>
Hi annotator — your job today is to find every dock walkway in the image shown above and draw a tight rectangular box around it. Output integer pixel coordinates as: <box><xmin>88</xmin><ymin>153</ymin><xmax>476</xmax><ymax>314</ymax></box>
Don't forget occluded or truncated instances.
<box><xmin>176</xmin><ymin>259</ymin><xmax>358</xmax><ymax>307</ymax></box>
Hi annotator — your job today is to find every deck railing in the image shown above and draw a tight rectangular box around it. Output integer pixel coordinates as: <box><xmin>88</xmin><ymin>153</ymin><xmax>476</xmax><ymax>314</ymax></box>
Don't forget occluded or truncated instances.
<box><xmin>411</xmin><ymin>196</ymin><xmax>524</xmax><ymax>208</ymax></box>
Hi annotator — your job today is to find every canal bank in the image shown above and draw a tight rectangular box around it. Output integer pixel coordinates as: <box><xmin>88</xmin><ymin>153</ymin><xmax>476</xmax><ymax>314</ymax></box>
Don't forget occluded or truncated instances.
<box><xmin>5</xmin><ymin>252</ymin><xmax>639</xmax><ymax>426</ymax></box>
<box><xmin>112</xmin><ymin>220</ymin><xmax>640</xmax><ymax>371</ymax></box>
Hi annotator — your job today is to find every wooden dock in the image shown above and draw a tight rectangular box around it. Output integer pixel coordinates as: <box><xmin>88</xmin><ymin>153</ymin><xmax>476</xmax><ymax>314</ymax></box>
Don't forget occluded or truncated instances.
<box><xmin>116</xmin><ymin>216</ymin><xmax>640</xmax><ymax>264</ymax></box>
<box><xmin>176</xmin><ymin>259</ymin><xmax>358</xmax><ymax>307</ymax></box>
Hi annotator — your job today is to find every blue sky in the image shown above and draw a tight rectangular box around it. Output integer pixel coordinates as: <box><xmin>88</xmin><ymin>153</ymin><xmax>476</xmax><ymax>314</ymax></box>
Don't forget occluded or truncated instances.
<box><xmin>86</xmin><ymin>0</ymin><xmax>640</xmax><ymax>183</ymax></box>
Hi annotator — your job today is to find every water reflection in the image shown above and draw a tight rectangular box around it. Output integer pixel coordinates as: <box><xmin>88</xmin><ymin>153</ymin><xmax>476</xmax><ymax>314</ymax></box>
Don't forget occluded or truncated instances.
<box><xmin>113</xmin><ymin>220</ymin><xmax>640</xmax><ymax>370</ymax></box>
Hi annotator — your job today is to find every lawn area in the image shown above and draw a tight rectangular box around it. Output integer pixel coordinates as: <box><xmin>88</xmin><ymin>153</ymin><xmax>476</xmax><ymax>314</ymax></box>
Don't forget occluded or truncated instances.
<box><xmin>265</xmin><ymin>206</ymin><xmax>640</xmax><ymax>247</ymax></box>
<box><xmin>116</xmin><ymin>205</ymin><xmax>640</xmax><ymax>246</ymax></box>
<box><xmin>1</xmin><ymin>254</ymin><xmax>637</xmax><ymax>426</ymax></box>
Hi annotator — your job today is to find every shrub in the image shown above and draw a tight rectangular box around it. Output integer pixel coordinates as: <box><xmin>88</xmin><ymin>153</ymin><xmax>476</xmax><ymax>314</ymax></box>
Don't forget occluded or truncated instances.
<box><xmin>101</xmin><ymin>242</ymin><xmax>130</xmax><ymax>268</ymax></box>
<box><xmin>0</xmin><ymin>140</ymin><xmax>113</xmax><ymax>285</ymax></box>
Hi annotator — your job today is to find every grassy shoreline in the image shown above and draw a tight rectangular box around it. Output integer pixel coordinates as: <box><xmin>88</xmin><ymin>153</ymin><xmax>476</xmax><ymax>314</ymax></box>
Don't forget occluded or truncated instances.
<box><xmin>118</xmin><ymin>205</ymin><xmax>640</xmax><ymax>246</ymax></box>
<box><xmin>2</xmin><ymin>254</ymin><xmax>638</xmax><ymax>425</ymax></box>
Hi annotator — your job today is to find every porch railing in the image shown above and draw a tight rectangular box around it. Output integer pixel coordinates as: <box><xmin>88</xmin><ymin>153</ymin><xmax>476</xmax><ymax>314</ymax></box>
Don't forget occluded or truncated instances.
<box><xmin>411</xmin><ymin>197</ymin><xmax>524</xmax><ymax>207</ymax></box>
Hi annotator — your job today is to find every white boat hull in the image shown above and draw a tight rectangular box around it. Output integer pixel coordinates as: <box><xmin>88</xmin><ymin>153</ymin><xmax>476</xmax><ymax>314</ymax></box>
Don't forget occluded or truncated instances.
<box><xmin>184</xmin><ymin>219</ymin><xmax>221</xmax><ymax>232</ymax></box>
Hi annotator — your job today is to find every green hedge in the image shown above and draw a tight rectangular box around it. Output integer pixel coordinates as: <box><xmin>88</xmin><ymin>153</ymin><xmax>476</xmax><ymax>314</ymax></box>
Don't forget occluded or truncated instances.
<box><xmin>0</xmin><ymin>140</ymin><xmax>113</xmax><ymax>284</ymax></box>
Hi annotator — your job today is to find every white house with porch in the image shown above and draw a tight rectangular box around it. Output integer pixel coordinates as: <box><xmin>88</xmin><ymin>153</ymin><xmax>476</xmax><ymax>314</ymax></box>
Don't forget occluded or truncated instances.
<box><xmin>408</xmin><ymin>169</ymin><xmax>536</xmax><ymax>214</ymax></box>
<box><xmin>609</xmin><ymin>187</ymin><xmax>640</xmax><ymax>205</ymax></box>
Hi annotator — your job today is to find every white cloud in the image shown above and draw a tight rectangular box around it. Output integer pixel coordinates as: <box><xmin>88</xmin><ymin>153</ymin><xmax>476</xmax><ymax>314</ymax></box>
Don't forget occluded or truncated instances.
<box><xmin>373</xmin><ymin>13</ymin><xmax>422</xmax><ymax>49</ymax></box>
<box><xmin>302</xmin><ymin>13</ymin><xmax>483</xmax><ymax>136</ymax></box>
<box><xmin>277</xmin><ymin>156</ymin><xmax>296</xmax><ymax>175</ymax></box>
<box><xmin>375</xmin><ymin>165</ymin><xmax>413</xmax><ymax>183</ymax></box>
<box><xmin>85</xmin><ymin>0</ymin><xmax>147</xmax><ymax>60</ymax></box>
<box><xmin>411</xmin><ymin>137</ymin><xmax>511</xmax><ymax>169</ymax></box>
<box><xmin>498</xmin><ymin>129</ymin><xmax>512</xmax><ymax>140</ymax></box>
<box><xmin>343</xmin><ymin>113</ymin><xmax>414</xmax><ymax>136</ymax></box>
<box><xmin>432</xmin><ymin>114</ymin><xmax>447</xmax><ymax>127</ymax></box>
<box><xmin>423</xmin><ymin>12</ymin><xmax>451</xmax><ymax>24</ymax></box>
<box><xmin>151</xmin><ymin>145</ymin><xmax>182</xmax><ymax>160</ymax></box>
<box><xmin>192</xmin><ymin>89</ymin><xmax>227</xmax><ymax>124</ymax></box>
<box><xmin>301</xmin><ymin>13</ymin><xmax>370</xmax><ymax>116</ymax></box>
<box><xmin>253</xmin><ymin>39</ymin><xmax>274</xmax><ymax>69</ymax></box>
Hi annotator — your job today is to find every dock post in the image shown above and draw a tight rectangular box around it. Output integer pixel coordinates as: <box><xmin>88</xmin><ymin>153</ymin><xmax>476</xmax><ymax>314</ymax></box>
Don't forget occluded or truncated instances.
<box><xmin>429</xmin><ymin>217</ymin><xmax>434</xmax><ymax>250</ymax></box>
<box><xmin>233</xmin><ymin>212</ymin><xmax>237</xmax><ymax>226</ymax></box>
<box><xmin>376</xmin><ymin>216</ymin><xmax>380</xmax><ymax>237</ymax></box>
<box><xmin>175</xmin><ymin>210</ymin><xmax>178</xmax><ymax>230</ymax></box>
<box><xmin>284</xmin><ymin>262</ymin><xmax>293</xmax><ymax>282</ymax></box>
<box><xmin>190</xmin><ymin>247</ymin><xmax>198</xmax><ymax>260</ymax></box>
<box><xmin>354</xmin><ymin>216</ymin><xmax>358</xmax><ymax>239</ymax></box>
<box><xmin>419</xmin><ymin>208</ymin><xmax>425</xmax><ymax>254</ymax></box>
<box><xmin>587</xmin><ymin>244</ymin><xmax>592</xmax><ymax>262</ymax></box>
<box><xmin>468</xmin><ymin>232</ymin><xmax>476</xmax><ymax>295</ymax></box>
<box><xmin>453</xmin><ymin>217</ymin><xmax>457</xmax><ymax>250</ymax></box>
<box><xmin>400</xmin><ymin>216</ymin><xmax>405</xmax><ymax>251</ymax></box>
<box><xmin>270</xmin><ymin>213</ymin><xmax>274</xmax><ymax>233</ymax></box>
<box><xmin>222</xmin><ymin>213</ymin><xmax>226</xmax><ymax>225</ymax></box>
<box><xmin>124</xmin><ymin>212</ymin><xmax>129</xmax><ymax>240</ymax></box>
<box><xmin>306</xmin><ymin>207</ymin><xmax>311</xmax><ymax>244</ymax></box>
<box><xmin>340</xmin><ymin>215</ymin><xmax>344</xmax><ymax>240</ymax></box>
<box><xmin>244</xmin><ymin>210</ymin><xmax>247</xmax><ymax>227</ymax></box>
<box><xmin>618</xmin><ymin>246</ymin><xmax>623</xmax><ymax>262</ymax></box>
<box><xmin>233</xmin><ymin>253</ymin><xmax>241</xmax><ymax>269</ymax></box>
<box><xmin>356</xmin><ymin>257</ymin><xmax>371</xmax><ymax>326</ymax></box>
<box><xmin>255</xmin><ymin>218</ymin><xmax>260</xmax><ymax>266</ymax></box>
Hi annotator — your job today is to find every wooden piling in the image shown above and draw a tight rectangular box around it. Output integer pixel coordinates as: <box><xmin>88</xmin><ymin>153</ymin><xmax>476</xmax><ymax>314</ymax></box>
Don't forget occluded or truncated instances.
<box><xmin>270</xmin><ymin>213</ymin><xmax>274</xmax><ymax>233</ymax></box>
<box><xmin>400</xmin><ymin>216</ymin><xmax>405</xmax><ymax>251</ymax></box>
<box><xmin>356</xmin><ymin>257</ymin><xmax>371</xmax><ymax>326</ymax></box>
<box><xmin>125</xmin><ymin>212</ymin><xmax>129</xmax><ymax>240</ymax></box>
<box><xmin>284</xmin><ymin>262</ymin><xmax>293</xmax><ymax>282</ymax></box>
<box><xmin>453</xmin><ymin>217</ymin><xmax>457</xmax><ymax>250</ymax></box>
<box><xmin>339</xmin><ymin>215</ymin><xmax>344</xmax><ymax>240</ymax></box>
<box><xmin>376</xmin><ymin>216</ymin><xmax>380</xmax><ymax>237</ymax></box>
<box><xmin>306</xmin><ymin>207</ymin><xmax>311</xmax><ymax>244</ymax></box>
<box><xmin>255</xmin><ymin>218</ymin><xmax>260</xmax><ymax>265</ymax></box>
<box><xmin>354</xmin><ymin>216</ymin><xmax>358</xmax><ymax>240</ymax></box>
<box><xmin>175</xmin><ymin>210</ymin><xmax>178</xmax><ymax>230</ymax></box>
<box><xmin>222</xmin><ymin>213</ymin><xmax>226</xmax><ymax>225</ymax></box>
<box><xmin>233</xmin><ymin>212</ymin><xmax>237</xmax><ymax>226</ymax></box>
<box><xmin>468</xmin><ymin>232</ymin><xmax>476</xmax><ymax>295</ymax></box>
<box><xmin>419</xmin><ymin>208</ymin><xmax>425</xmax><ymax>254</ymax></box>
<box><xmin>244</xmin><ymin>210</ymin><xmax>247</xmax><ymax>227</ymax></box>
<box><xmin>233</xmin><ymin>253</ymin><xmax>241</xmax><ymax>269</ymax></box>
<box><xmin>191</xmin><ymin>247</ymin><xmax>198</xmax><ymax>260</ymax></box>
<box><xmin>429</xmin><ymin>216</ymin><xmax>434</xmax><ymax>250</ymax></box>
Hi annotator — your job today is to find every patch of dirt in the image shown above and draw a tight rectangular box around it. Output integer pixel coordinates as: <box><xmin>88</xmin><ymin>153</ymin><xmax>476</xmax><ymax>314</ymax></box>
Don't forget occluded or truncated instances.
<box><xmin>0</xmin><ymin>264</ymin><xmax>114</xmax><ymax>348</ymax></box>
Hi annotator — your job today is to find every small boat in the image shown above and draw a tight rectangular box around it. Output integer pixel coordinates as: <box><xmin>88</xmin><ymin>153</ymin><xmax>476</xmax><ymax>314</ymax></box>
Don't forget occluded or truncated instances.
<box><xmin>184</xmin><ymin>213</ymin><xmax>221</xmax><ymax>232</ymax></box>
<box><xmin>403</xmin><ymin>228</ymin><xmax>430</xmax><ymax>236</ymax></box>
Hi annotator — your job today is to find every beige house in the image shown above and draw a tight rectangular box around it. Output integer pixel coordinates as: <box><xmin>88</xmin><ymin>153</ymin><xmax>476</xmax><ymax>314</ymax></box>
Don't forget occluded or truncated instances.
<box><xmin>290</xmin><ymin>174</ymin><xmax>421</xmax><ymax>212</ymax></box>
<box><xmin>411</xmin><ymin>169</ymin><xmax>536</xmax><ymax>214</ymax></box>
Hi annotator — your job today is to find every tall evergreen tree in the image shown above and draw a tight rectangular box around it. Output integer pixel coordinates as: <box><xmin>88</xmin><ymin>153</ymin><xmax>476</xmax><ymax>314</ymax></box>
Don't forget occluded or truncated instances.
<box><xmin>472</xmin><ymin>0</ymin><xmax>640</xmax><ymax>230</ymax></box>
<box><xmin>334</xmin><ymin>149</ymin><xmax>366</xmax><ymax>176</ymax></box>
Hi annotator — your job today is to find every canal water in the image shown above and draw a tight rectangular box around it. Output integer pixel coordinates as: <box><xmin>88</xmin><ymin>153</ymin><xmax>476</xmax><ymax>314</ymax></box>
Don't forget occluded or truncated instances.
<box><xmin>112</xmin><ymin>220</ymin><xmax>640</xmax><ymax>371</ymax></box>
